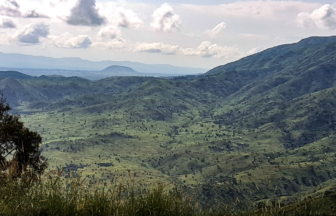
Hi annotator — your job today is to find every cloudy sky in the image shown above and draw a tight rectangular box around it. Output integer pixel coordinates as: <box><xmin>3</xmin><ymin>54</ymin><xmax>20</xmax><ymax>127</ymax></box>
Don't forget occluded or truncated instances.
<box><xmin>0</xmin><ymin>0</ymin><xmax>335</xmax><ymax>69</ymax></box>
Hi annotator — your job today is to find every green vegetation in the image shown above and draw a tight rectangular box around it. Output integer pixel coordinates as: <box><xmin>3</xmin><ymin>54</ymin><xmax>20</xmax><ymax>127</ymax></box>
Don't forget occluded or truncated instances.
<box><xmin>1</xmin><ymin>160</ymin><xmax>336</xmax><ymax>215</ymax></box>
<box><xmin>1</xmin><ymin>36</ymin><xmax>336</xmax><ymax>212</ymax></box>
<box><xmin>0</xmin><ymin>160</ymin><xmax>199</xmax><ymax>216</ymax></box>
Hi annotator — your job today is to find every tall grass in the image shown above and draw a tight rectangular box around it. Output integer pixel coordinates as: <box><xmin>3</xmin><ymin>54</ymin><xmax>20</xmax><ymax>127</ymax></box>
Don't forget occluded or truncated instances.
<box><xmin>0</xmin><ymin>160</ymin><xmax>205</xmax><ymax>216</ymax></box>
<box><xmin>0</xmin><ymin>160</ymin><xmax>334</xmax><ymax>216</ymax></box>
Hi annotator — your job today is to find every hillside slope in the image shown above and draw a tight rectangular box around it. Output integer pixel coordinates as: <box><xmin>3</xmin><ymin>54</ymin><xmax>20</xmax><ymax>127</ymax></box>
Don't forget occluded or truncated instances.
<box><xmin>207</xmin><ymin>36</ymin><xmax>336</xmax><ymax>75</ymax></box>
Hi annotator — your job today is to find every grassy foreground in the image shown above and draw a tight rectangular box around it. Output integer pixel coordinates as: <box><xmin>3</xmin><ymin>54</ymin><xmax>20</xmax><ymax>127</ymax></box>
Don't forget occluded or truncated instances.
<box><xmin>1</xmin><ymin>161</ymin><xmax>336</xmax><ymax>216</ymax></box>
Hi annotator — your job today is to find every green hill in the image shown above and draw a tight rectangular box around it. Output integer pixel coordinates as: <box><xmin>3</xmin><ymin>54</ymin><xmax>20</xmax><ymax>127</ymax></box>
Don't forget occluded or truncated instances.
<box><xmin>0</xmin><ymin>71</ymin><xmax>35</xmax><ymax>79</ymax></box>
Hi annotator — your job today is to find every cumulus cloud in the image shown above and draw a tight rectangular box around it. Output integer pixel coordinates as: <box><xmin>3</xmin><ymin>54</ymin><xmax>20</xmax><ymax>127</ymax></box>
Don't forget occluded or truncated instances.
<box><xmin>0</xmin><ymin>17</ymin><xmax>15</xmax><ymax>28</ymax></box>
<box><xmin>151</xmin><ymin>3</ymin><xmax>181</xmax><ymax>32</ymax></box>
<box><xmin>0</xmin><ymin>0</ymin><xmax>21</xmax><ymax>17</ymax></box>
<box><xmin>181</xmin><ymin>41</ymin><xmax>242</xmax><ymax>58</ymax></box>
<box><xmin>97</xmin><ymin>26</ymin><xmax>121</xmax><ymax>40</ymax></box>
<box><xmin>204</xmin><ymin>22</ymin><xmax>226</xmax><ymax>38</ymax></box>
<box><xmin>134</xmin><ymin>42</ymin><xmax>179</xmax><ymax>55</ymax></box>
<box><xmin>297</xmin><ymin>4</ymin><xmax>336</xmax><ymax>30</ymax></box>
<box><xmin>13</xmin><ymin>22</ymin><xmax>49</xmax><ymax>44</ymax></box>
<box><xmin>94</xmin><ymin>25</ymin><xmax>125</xmax><ymax>50</ymax></box>
<box><xmin>50</xmin><ymin>33</ymin><xmax>92</xmax><ymax>49</ymax></box>
<box><xmin>66</xmin><ymin>0</ymin><xmax>105</xmax><ymax>26</ymax></box>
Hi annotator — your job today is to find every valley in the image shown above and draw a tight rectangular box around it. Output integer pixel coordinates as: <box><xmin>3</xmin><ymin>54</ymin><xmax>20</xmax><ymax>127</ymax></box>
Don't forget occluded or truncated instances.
<box><xmin>3</xmin><ymin>36</ymin><xmax>336</xmax><ymax>205</ymax></box>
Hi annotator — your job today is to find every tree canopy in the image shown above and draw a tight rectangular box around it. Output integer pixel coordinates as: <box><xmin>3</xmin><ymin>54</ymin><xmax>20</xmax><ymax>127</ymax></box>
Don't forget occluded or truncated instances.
<box><xmin>0</xmin><ymin>94</ymin><xmax>47</xmax><ymax>173</ymax></box>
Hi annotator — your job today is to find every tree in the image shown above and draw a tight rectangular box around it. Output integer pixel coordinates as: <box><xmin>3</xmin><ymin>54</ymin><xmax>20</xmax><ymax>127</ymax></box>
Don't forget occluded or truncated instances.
<box><xmin>0</xmin><ymin>94</ymin><xmax>47</xmax><ymax>173</ymax></box>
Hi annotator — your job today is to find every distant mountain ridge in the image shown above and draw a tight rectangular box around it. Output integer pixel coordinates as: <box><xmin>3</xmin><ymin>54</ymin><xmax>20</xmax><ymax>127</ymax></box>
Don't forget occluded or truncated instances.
<box><xmin>101</xmin><ymin>65</ymin><xmax>137</xmax><ymax>73</ymax></box>
<box><xmin>0</xmin><ymin>52</ymin><xmax>207</xmax><ymax>75</ymax></box>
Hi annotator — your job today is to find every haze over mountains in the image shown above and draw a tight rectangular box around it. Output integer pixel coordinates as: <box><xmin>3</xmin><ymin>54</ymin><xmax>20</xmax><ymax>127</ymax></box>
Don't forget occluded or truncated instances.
<box><xmin>0</xmin><ymin>51</ymin><xmax>207</xmax><ymax>79</ymax></box>
<box><xmin>1</xmin><ymin>36</ymin><xmax>336</xmax><ymax>205</ymax></box>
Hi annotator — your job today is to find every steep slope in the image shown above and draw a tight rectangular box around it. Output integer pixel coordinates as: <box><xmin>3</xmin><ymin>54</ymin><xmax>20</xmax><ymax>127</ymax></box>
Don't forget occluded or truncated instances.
<box><xmin>207</xmin><ymin>36</ymin><xmax>336</xmax><ymax>75</ymax></box>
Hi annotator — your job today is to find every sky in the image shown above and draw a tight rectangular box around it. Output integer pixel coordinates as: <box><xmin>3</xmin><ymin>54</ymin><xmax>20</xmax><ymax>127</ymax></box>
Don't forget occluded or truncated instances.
<box><xmin>0</xmin><ymin>0</ymin><xmax>335</xmax><ymax>69</ymax></box>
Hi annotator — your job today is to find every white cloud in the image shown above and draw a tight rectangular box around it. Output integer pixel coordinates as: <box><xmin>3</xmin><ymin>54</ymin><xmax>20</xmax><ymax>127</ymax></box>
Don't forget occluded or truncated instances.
<box><xmin>151</xmin><ymin>3</ymin><xmax>181</xmax><ymax>32</ymax></box>
<box><xmin>92</xmin><ymin>39</ymin><xmax>126</xmax><ymax>50</ymax></box>
<box><xmin>42</xmin><ymin>0</ymin><xmax>71</xmax><ymax>19</ymax></box>
<box><xmin>181</xmin><ymin>41</ymin><xmax>242</xmax><ymax>58</ymax></box>
<box><xmin>50</xmin><ymin>33</ymin><xmax>92</xmax><ymax>49</ymax></box>
<box><xmin>204</xmin><ymin>22</ymin><xmax>226</xmax><ymax>38</ymax></box>
<box><xmin>13</xmin><ymin>22</ymin><xmax>49</xmax><ymax>44</ymax></box>
<box><xmin>94</xmin><ymin>25</ymin><xmax>125</xmax><ymax>50</ymax></box>
<box><xmin>0</xmin><ymin>0</ymin><xmax>21</xmax><ymax>17</ymax></box>
<box><xmin>297</xmin><ymin>4</ymin><xmax>336</xmax><ymax>30</ymax></box>
<box><xmin>0</xmin><ymin>0</ymin><xmax>48</xmax><ymax>18</ymax></box>
<box><xmin>91</xmin><ymin>2</ymin><xmax>143</xmax><ymax>29</ymax></box>
<box><xmin>113</xmin><ymin>7</ymin><xmax>143</xmax><ymax>28</ymax></box>
<box><xmin>66</xmin><ymin>0</ymin><xmax>105</xmax><ymax>26</ymax></box>
<box><xmin>97</xmin><ymin>26</ymin><xmax>121</xmax><ymax>40</ymax></box>
<box><xmin>0</xmin><ymin>17</ymin><xmax>15</xmax><ymax>28</ymax></box>
<box><xmin>94</xmin><ymin>39</ymin><xmax>241</xmax><ymax>58</ymax></box>
<box><xmin>94</xmin><ymin>40</ymin><xmax>241</xmax><ymax>58</ymax></box>
<box><xmin>134</xmin><ymin>42</ymin><xmax>179</xmax><ymax>55</ymax></box>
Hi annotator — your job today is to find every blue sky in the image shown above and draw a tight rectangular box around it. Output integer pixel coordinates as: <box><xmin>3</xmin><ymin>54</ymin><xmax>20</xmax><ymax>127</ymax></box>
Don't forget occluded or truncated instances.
<box><xmin>0</xmin><ymin>0</ymin><xmax>335</xmax><ymax>69</ymax></box>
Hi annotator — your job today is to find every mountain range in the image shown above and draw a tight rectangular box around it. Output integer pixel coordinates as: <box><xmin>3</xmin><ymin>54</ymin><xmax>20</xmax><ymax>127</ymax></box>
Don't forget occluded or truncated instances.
<box><xmin>1</xmin><ymin>36</ymin><xmax>336</xmax><ymax>205</ymax></box>
<box><xmin>0</xmin><ymin>51</ymin><xmax>207</xmax><ymax>78</ymax></box>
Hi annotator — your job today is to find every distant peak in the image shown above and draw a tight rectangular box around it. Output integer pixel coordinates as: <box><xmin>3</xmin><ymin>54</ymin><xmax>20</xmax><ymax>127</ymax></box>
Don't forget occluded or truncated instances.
<box><xmin>101</xmin><ymin>65</ymin><xmax>137</xmax><ymax>73</ymax></box>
